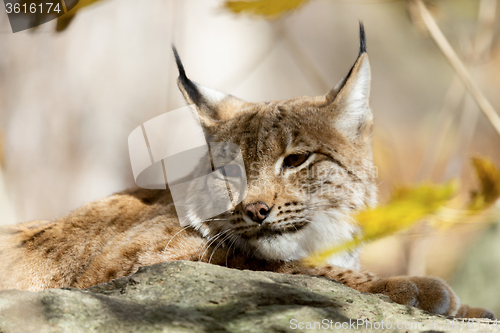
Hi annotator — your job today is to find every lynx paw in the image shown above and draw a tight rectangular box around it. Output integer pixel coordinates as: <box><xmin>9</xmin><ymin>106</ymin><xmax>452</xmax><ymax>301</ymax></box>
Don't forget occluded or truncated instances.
<box><xmin>366</xmin><ymin>276</ymin><xmax>460</xmax><ymax>316</ymax></box>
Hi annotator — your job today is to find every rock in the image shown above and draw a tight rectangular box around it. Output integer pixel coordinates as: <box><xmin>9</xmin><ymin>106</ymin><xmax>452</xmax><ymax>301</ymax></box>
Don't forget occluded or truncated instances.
<box><xmin>0</xmin><ymin>261</ymin><xmax>493</xmax><ymax>332</ymax></box>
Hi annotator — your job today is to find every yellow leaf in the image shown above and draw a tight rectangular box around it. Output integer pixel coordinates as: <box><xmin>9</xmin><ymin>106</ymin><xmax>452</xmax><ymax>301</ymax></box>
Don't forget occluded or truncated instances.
<box><xmin>360</xmin><ymin>181</ymin><xmax>457</xmax><ymax>236</ymax></box>
<box><xmin>303</xmin><ymin>157</ymin><xmax>500</xmax><ymax>266</ymax></box>
<box><xmin>429</xmin><ymin>157</ymin><xmax>500</xmax><ymax>230</ymax></box>
<box><xmin>224</xmin><ymin>0</ymin><xmax>309</xmax><ymax>18</ymax></box>
<box><xmin>469</xmin><ymin>157</ymin><xmax>500</xmax><ymax>211</ymax></box>
<box><xmin>303</xmin><ymin>182</ymin><xmax>457</xmax><ymax>266</ymax></box>
<box><xmin>55</xmin><ymin>0</ymin><xmax>103</xmax><ymax>31</ymax></box>
<box><xmin>56</xmin><ymin>0</ymin><xmax>104</xmax><ymax>31</ymax></box>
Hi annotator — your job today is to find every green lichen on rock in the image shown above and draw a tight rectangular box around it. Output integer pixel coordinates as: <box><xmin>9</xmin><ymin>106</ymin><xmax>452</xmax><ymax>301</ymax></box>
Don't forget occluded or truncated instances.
<box><xmin>0</xmin><ymin>261</ymin><xmax>491</xmax><ymax>332</ymax></box>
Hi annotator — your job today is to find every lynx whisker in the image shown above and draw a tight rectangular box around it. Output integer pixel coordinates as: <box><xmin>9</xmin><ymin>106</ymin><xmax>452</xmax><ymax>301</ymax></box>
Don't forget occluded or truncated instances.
<box><xmin>209</xmin><ymin>231</ymin><xmax>234</xmax><ymax>264</ymax></box>
<box><xmin>199</xmin><ymin>229</ymin><xmax>232</xmax><ymax>261</ymax></box>
<box><xmin>164</xmin><ymin>225</ymin><xmax>191</xmax><ymax>251</ymax></box>
<box><xmin>225</xmin><ymin>234</ymin><xmax>240</xmax><ymax>267</ymax></box>
<box><xmin>198</xmin><ymin>231</ymin><xmax>225</xmax><ymax>261</ymax></box>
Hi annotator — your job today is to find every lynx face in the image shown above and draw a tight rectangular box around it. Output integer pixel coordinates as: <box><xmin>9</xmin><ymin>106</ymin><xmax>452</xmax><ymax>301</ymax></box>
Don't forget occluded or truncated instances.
<box><xmin>174</xmin><ymin>27</ymin><xmax>377</xmax><ymax>266</ymax></box>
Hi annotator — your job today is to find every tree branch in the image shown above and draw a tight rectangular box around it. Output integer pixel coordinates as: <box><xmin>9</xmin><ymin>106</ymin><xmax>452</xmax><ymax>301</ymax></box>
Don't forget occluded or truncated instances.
<box><xmin>411</xmin><ymin>0</ymin><xmax>500</xmax><ymax>138</ymax></box>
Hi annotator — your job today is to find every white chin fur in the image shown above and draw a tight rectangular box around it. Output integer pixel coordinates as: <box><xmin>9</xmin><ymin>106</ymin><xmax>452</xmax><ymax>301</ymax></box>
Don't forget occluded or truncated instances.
<box><xmin>251</xmin><ymin>210</ymin><xmax>360</xmax><ymax>269</ymax></box>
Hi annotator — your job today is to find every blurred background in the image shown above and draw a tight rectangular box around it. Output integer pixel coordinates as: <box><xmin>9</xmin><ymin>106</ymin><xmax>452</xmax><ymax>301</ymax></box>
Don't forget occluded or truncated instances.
<box><xmin>0</xmin><ymin>0</ymin><xmax>499</xmax><ymax>314</ymax></box>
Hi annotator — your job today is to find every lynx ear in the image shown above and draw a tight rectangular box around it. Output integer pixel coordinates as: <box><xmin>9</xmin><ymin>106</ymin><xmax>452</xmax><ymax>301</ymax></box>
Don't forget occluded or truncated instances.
<box><xmin>172</xmin><ymin>47</ymin><xmax>246</xmax><ymax>122</ymax></box>
<box><xmin>324</xmin><ymin>23</ymin><xmax>372</xmax><ymax>139</ymax></box>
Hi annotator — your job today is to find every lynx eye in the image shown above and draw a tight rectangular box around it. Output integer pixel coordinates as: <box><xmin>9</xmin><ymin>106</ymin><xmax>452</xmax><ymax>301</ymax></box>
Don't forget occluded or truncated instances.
<box><xmin>220</xmin><ymin>165</ymin><xmax>241</xmax><ymax>178</ymax></box>
<box><xmin>283</xmin><ymin>153</ymin><xmax>310</xmax><ymax>169</ymax></box>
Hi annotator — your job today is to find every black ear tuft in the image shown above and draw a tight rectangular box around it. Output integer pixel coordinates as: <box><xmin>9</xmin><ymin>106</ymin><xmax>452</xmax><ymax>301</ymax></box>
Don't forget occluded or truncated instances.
<box><xmin>172</xmin><ymin>45</ymin><xmax>186</xmax><ymax>78</ymax></box>
<box><xmin>359</xmin><ymin>21</ymin><xmax>366</xmax><ymax>56</ymax></box>
<box><xmin>326</xmin><ymin>22</ymin><xmax>368</xmax><ymax>101</ymax></box>
<box><xmin>172</xmin><ymin>45</ymin><xmax>203</xmax><ymax>105</ymax></box>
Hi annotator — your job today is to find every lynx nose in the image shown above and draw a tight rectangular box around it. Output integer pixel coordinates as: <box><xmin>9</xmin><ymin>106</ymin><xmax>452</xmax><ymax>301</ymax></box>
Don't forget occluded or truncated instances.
<box><xmin>244</xmin><ymin>203</ymin><xmax>270</xmax><ymax>224</ymax></box>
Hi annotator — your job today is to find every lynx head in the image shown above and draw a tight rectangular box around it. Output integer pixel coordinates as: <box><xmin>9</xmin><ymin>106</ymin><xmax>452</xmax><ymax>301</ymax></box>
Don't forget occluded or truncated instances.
<box><xmin>174</xmin><ymin>24</ymin><xmax>376</xmax><ymax>267</ymax></box>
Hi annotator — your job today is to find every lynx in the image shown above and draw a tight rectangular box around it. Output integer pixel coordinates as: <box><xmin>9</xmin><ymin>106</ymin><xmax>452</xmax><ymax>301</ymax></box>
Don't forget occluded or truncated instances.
<box><xmin>0</xmin><ymin>24</ymin><xmax>493</xmax><ymax>319</ymax></box>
